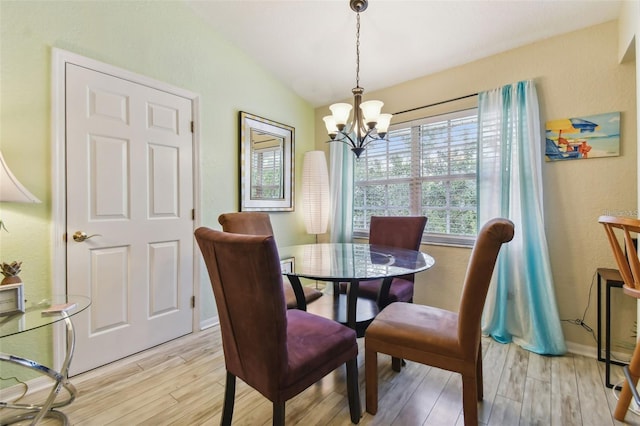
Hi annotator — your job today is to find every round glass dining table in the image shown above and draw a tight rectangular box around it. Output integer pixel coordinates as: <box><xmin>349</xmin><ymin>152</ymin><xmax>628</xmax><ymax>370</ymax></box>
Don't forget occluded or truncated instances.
<box><xmin>279</xmin><ymin>243</ymin><xmax>435</xmax><ymax>337</ymax></box>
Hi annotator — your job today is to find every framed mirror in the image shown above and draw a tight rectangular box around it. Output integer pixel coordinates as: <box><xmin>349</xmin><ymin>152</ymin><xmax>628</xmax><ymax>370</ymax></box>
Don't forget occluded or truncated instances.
<box><xmin>239</xmin><ymin>112</ymin><xmax>294</xmax><ymax>211</ymax></box>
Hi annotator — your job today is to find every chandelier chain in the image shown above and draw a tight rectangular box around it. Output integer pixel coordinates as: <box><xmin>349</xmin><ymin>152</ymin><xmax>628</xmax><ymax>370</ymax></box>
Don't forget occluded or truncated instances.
<box><xmin>355</xmin><ymin>11</ymin><xmax>360</xmax><ymax>88</ymax></box>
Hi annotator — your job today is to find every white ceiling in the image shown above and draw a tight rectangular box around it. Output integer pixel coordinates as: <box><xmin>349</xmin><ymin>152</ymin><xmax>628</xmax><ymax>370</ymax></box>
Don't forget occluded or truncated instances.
<box><xmin>187</xmin><ymin>0</ymin><xmax>623</xmax><ymax>107</ymax></box>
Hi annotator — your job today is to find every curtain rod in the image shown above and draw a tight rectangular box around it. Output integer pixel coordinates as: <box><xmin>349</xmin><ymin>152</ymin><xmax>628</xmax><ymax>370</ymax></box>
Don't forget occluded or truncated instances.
<box><xmin>393</xmin><ymin>93</ymin><xmax>478</xmax><ymax>116</ymax></box>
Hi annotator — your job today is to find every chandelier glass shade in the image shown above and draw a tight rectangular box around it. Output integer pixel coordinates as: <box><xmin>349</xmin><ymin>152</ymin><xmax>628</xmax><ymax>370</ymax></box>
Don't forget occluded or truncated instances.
<box><xmin>323</xmin><ymin>0</ymin><xmax>392</xmax><ymax>158</ymax></box>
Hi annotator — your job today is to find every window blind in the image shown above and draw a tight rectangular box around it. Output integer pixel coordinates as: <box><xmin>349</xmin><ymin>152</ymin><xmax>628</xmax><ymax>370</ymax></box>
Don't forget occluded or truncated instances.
<box><xmin>354</xmin><ymin>108</ymin><xmax>478</xmax><ymax>246</ymax></box>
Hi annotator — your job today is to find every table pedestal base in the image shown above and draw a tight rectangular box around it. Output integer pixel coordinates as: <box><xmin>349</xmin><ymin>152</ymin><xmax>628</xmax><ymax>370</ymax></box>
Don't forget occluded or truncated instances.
<box><xmin>306</xmin><ymin>285</ymin><xmax>379</xmax><ymax>338</ymax></box>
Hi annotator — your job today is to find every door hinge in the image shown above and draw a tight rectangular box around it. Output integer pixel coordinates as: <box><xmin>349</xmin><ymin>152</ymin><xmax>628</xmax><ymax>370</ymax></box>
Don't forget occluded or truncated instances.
<box><xmin>190</xmin><ymin>121</ymin><xmax>194</xmax><ymax>133</ymax></box>
<box><xmin>192</xmin><ymin>209</ymin><xmax>195</xmax><ymax>220</ymax></box>
<box><xmin>191</xmin><ymin>296</ymin><xmax>195</xmax><ymax>309</ymax></box>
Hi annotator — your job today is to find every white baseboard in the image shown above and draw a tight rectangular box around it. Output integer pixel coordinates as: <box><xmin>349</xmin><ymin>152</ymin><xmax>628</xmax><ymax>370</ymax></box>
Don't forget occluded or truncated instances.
<box><xmin>199</xmin><ymin>315</ymin><xmax>219</xmax><ymax>331</ymax></box>
<box><xmin>565</xmin><ymin>340</ymin><xmax>632</xmax><ymax>363</ymax></box>
<box><xmin>565</xmin><ymin>340</ymin><xmax>598</xmax><ymax>358</ymax></box>
<box><xmin>0</xmin><ymin>376</ymin><xmax>52</xmax><ymax>403</ymax></box>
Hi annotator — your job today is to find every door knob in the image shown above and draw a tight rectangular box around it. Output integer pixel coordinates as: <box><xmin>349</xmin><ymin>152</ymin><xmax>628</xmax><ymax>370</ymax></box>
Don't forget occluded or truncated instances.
<box><xmin>72</xmin><ymin>231</ymin><xmax>102</xmax><ymax>242</ymax></box>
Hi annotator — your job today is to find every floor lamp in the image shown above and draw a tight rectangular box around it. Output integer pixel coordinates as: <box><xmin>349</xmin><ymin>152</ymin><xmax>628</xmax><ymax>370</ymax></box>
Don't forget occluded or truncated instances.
<box><xmin>302</xmin><ymin>150</ymin><xmax>330</xmax><ymax>240</ymax></box>
<box><xmin>302</xmin><ymin>150</ymin><xmax>330</xmax><ymax>290</ymax></box>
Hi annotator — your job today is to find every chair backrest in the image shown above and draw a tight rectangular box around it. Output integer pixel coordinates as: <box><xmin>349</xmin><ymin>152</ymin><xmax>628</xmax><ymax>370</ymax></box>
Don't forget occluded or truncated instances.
<box><xmin>218</xmin><ymin>212</ymin><xmax>274</xmax><ymax>236</ymax></box>
<box><xmin>369</xmin><ymin>216</ymin><xmax>427</xmax><ymax>282</ymax></box>
<box><xmin>457</xmin><ymin>218</ymin><xmax>514</xmax><ymax>354</ymax></box>
<box><xmin>194</xmin><ymin>227</ymin><xmax>288</xmax><ymax>389</ymax></box>
<box><xmin>369</xmin><ymin>216</ymin><xmax>427</xmax><ymax>249</ymax></box>
<box><xmin>599</xmin><ymin>216</ymin><xmax>640</xmax><ymax>296</ymax></box>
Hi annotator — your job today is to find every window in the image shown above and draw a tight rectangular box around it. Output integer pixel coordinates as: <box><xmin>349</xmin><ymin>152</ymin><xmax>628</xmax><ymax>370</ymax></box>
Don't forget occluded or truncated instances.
<box><xmin>353</xmin><ymin>108</ymin><xmax>478</xmax><ymax>246</ymax></box>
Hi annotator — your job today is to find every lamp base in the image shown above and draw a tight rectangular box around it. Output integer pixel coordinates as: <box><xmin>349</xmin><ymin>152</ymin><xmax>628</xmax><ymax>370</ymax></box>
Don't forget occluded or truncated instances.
<box><xmin>1</xmin><ymin>275</ymin><xmax>22</xmax><ymax>285</ymax></box>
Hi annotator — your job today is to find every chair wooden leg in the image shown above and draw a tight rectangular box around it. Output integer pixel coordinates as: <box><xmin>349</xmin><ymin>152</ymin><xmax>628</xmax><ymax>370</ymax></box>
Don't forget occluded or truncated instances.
<box><xmin>392</xmin><ymin>356</ymin><xmax>402</xmax><ymax>372</ymax></box>
<box><xmin>272</xmin><ymin>402</ymin><xmax>285</xmax><ymax>426</ymax></box>
<box><xmin>346</xmin><ymin>358</ymin><xmax>362</xmax><ymax>424</ymax></box>
<box><xmin>614</xmin><ymin>343</ymin><xmax>640</xmax><ymax>421</ymax></box>
<box><xmin>221</xmin><ymin>371</ymin><xmax>236</xmax><ymax>426</ymax></box>
<box><xmin>476</xmin><ymin>345</ymin><xmax>483</xmax><ymax>401</ymax></box>
<box><xmin>365</xmin><ymin>348</ymin><xmax>378</xmax><ymax>415</ymax></box>
<box><xmin>461</xmin><ymin>375</ymin><xmax>479</xmax><ymax>426</ymax></box>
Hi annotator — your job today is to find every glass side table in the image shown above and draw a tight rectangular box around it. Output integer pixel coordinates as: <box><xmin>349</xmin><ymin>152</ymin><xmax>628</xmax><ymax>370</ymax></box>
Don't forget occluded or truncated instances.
<box><xmin>0</xmin><ymin>294</ymin><xmax>90</xmax><ymax>425</ymax></box>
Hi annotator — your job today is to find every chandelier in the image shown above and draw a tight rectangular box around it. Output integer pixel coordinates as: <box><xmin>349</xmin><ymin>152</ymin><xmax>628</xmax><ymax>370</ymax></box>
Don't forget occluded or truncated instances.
<box><xmin>323</xmin><ymin>0</ymin><xmax>392</xmax><ymax>158</ymax></box>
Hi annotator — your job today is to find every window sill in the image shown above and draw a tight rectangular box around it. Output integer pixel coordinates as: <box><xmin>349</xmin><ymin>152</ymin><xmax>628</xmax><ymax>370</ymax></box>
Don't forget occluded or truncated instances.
<box><xmin>353</xmin><ymin>233</ymin><xmax>475</xmax><ymax>249</ymax></box>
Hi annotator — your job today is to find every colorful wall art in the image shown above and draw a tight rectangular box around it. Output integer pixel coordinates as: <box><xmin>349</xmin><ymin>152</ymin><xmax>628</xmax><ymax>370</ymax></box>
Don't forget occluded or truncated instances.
<box><xmin>545</xmin><ymin>112</ymin><xmax>620</xmax><ymax>161</ymax></box>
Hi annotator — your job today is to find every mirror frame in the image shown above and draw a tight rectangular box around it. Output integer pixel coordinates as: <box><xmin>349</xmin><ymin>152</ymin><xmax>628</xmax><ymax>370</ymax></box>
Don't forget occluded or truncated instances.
<box><xmin>239</xmin><ymin>111</ymin><xmax>294</xmax><ymax>212</ymax></box>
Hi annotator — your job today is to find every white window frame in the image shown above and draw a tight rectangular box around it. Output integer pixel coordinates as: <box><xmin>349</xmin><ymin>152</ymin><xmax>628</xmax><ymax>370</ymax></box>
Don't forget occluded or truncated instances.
<box><xmin>353</xmin><ymin>108</ymin><xmax>478</xmax><ymax>247</ymax></box>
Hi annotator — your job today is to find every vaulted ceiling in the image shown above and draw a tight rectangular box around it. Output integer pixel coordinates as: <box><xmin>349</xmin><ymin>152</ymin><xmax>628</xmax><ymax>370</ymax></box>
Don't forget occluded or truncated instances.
<box><xmin>187</xmin><ymin>0</ymin><xmax>623</xmax><ymax>107</ymax></box>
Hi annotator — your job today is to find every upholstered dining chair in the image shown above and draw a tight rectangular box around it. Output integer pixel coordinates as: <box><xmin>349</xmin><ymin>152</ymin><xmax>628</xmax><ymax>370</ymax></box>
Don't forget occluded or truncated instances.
<box><xmin>194</xmin><ymin>228</ymin><xmax>361</xmax><ymax>425</ymax></box>
<box><xmin>599</xmin><ymin>215</ymin><xmax>640</xmax><ymax>422</ymax></box>
<box><xmin>350</xmin><ymin>216</ymin><xmax>427</xmax><ymax>308</ymax></box>
<box><xmin>364</xmin><ymin>218</ymin><xmax>514</xmax><ymax>426</ymax></box>
<box><xmin>218</xmin><ymin>212</ymin><xmax>322</xmax><ymax>310</ymax></box>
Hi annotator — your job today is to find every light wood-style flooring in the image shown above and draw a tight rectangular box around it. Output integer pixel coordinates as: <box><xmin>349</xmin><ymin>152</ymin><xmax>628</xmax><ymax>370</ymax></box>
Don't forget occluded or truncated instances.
<box><xmin>6</xmin><ymin>326</ymin><xmax>640</xmax><ymax>425</ymax></box>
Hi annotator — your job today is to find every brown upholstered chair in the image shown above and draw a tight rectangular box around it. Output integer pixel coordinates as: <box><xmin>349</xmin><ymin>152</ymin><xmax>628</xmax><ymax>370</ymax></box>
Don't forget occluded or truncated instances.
<box><xmin>364</xmin><ymin>218</ymin><xmax>514</xmax><ymax>426</ymax></box>
<box><xmin>339</xmin><ymin>216</ymin><xmax>427</xmax><ymax>308</ymax></box>
<box><xmin>195</xmin><ymin>227</ymin><xmax>361</xmax><ymax>425</ymax></box>
<box><xmin>599</xmin><ymin>215</ymin><xmax>640</xmax><ymax>422</ymax></box>
<box><xmin>218</xmin><ymin>212</ymin><xmax>322</xmax><ymax>310</ymax></box>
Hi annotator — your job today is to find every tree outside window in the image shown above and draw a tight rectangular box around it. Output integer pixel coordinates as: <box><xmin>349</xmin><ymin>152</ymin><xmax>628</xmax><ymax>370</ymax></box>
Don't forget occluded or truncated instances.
<box><xmin>354</xmin><ymin>109</ymin><xmax>478</xmax><ymax>246</ymax></box>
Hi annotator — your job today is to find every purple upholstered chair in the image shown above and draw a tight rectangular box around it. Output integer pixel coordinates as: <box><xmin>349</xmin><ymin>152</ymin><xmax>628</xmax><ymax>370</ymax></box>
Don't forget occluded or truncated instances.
<box><xmin>218</xmin><ymin>212</ymin><xmax>322</xmax><ymax>310</ymax></box>
<box><xmin>349</xmin><ymin>216</ymin><xmax>427</xmax><ymax>307</ymax></box>
<box><xmin>194</xmin><ymin>228</ymin><xmax>361</xmax><ymax>425</ymax></box>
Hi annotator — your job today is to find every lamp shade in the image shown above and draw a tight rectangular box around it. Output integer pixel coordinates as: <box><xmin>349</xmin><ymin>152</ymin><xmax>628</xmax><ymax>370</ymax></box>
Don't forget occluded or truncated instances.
<box><xmin>302</xmin><ymin>151</ymin><xmax>330</xmax><ymax>235</ymax></box>
<box><xmin>376</xmin><ymin>113</ymin><xmax>393</xmax><ymax>134</ymax></box>
<box><xmin>329</xmin><ymin>103</ymin><xmax>352</xmax><ymax>126</ymax></box>
<box><xmin>360</xmin><ymin>100</ymin><xmax>383</xmax><ymax>124</ymax></box>
<box><xmin>323</xmin><ymin>115</ymin><xmax>338</xmax><ymax>135</ymax></box>
<box><xmin>0</xmin><ymin>151</ymin><xmax>41</xmax><ymax>203</ymax></box>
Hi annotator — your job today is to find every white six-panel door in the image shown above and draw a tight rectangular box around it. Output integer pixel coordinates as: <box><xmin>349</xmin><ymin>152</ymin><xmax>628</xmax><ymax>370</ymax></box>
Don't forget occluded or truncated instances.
<box><xmin>65</xmin><ymin>63</ymin><xmax>194</xmax><ymax>374</ymax></box>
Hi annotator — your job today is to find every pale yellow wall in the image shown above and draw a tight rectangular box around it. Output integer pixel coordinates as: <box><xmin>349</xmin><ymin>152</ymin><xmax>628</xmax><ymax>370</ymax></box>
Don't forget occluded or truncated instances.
<box><xmin>0</xmin><ymin>0</ymin><xmax>315</xmax><ymax>373</ymax></box>
<box><xmin>619</xmin><ymin>0</ymin><xmax>640</xmax><ymax>342</ymax></box>
<box><xmin>316</xmin><ymin>20</ymin><xmax>637</xmax><ymax>352</ymax></box>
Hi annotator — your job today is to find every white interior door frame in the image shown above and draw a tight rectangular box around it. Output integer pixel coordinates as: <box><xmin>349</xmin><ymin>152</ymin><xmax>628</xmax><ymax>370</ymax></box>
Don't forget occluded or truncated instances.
<box><xmin>50</xmin><ymin>48</ymin><xmax>202</xmax><ymax>370</ymax></box>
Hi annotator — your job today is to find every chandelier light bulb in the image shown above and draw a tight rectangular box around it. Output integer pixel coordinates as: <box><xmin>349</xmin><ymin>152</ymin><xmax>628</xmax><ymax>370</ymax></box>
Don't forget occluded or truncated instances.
<box><xmin>323</xmin><ymin>116</ymin><xmax>338</xmax><ymax>139</ymax></box>
<box><xmin>376</xmin><ymin>113</ymin><xmax>392</xmax><ymax>135</ymax></box>
<box><xmin>329</xmin><ymin>103</ymin><xmax>352</xmax><ymax>129</ymax></box>
<box><xmin>360</xmin><ymin>100</ymin><xmax>383</xmax><ymax>127</ymax></box>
